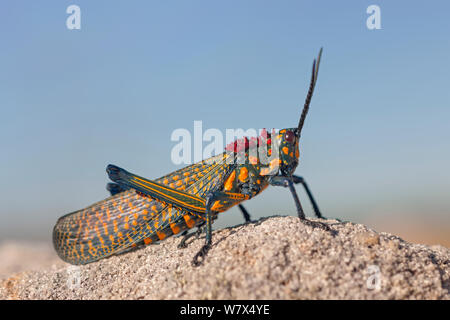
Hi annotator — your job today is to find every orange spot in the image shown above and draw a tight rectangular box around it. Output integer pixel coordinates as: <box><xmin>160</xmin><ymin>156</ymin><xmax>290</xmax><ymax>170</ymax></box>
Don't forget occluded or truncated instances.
<box><xmin>124</xmin><ymin>223</ymin><xmax>129</xmax><ymax>230</ymax></box>
<box><xmin>156</xmin><ymin>231</ymin><xmax>166</xmax><ymax>240</ymax></box>
<box><xmin>170</xmin><ymin>183</ymin><xmax>175</xmax><ymax>188</ymax></box>
<box><xmin>163</xmin><ymin>179</ymin><xmax>169</xmax><ymax>184</ymax></box>
<box><xmin>238</xmin><ymin>167</ymin><xmax>248</xmax><ymax>182</ymax></box>
<box><xmin>83</xmin><ymin>227</ymin><xmax>90</xmax><ymax>240</ymax></box>
<box><xmin>176</xmin><ymin>180</ymin><xmax>183</xmax><ymax>187</ymax></box>
<box><xmin>270</xmin><ymin>158</ymin><xmax>281</xmax><ymax>169</ymax></box>
<box><xmin>249</xmin><ymin>156</ymin><xmax>258</xmax><ymax>165</ymax></box>
<box><xmin>151</xmin><ymin>205</ymin><xmax>157</xmax><ymax>211</ymax></box>
<box><xmin>144</xmin><ymin>237</ymin><xmax>152</xmax><ymax>245</ymax></box>
<box><xmin>183</xmin><ymin>214</ymin><xmax>196</xmax><ymax>228</ymax></box>
<box><xmin>172</xmin><ymin>175</ymin><xmax>180</xmax><ymax>181</ymax></box>
<box><xmin>142</xmin><ymin>209</ymin><xmax>148</xmax><ymax>215</ymax></box>
<box><xmin>103</xmin><ymin>223</ymin><xmax>109</xmax><ymax>235</ymax></box>
<box><xmin>170</xmin><ymin>223</ymin><xmax>181</xmax><ymax>234</ymax></box>
<box><xmin>211</xmin><ymin>201</ymin><xmax>224</xmax><ymax>211</ymax></box>
<box><xmin>132</xmin><ymin>220</ymin><xmax>138</xmax><ymax>226</ymax></box>
<box><xmin>94</xmin><ymin>225</ymin><xmax>101</xmax><ymax>238</ymax></box>
<box><xmin>224</xmin><ymin>171</ymin><xmax>236</xmax><ymax>191</ymax></box>
<box><xmin>183</xmin><ymin>172</ymin><xmax>190</xmax><ymax>177</ymax></box>
<box><xmin>117</xmin><ymin>232</ymin><xmax>123</xmax><ymax>237</ymax></box>
<box><xmin>295</xmin><ymin>149</ymin><xmax>299</xmax><ymax>158</ymax></box>
<box><xmin>88</xmin><ymin>246</ymin><xmax>97</xmax><ymax>256</ymax></box>
<box><xmin>282</xmin><ymin>146</ymin><xmax>289</xmax><ymax>155</ymax></box>
<box><xmin>109</xmin><ymin>235</ymin><xmax>114</xmax><ymax>242</ymax></box>
<box><xmin>113</xmin><ymin>220</ymin><xmax>118</xmax><ymax>233</ymax></box>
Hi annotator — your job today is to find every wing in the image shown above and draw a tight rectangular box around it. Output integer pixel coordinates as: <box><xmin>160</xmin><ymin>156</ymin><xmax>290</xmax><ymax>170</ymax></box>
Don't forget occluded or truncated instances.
<box><xmin>155</xmin><ymin>152</ymin><xmax>233</xmax><ymax>197</ymax></box>
<box><xmin>53</xmin><ymin>189</ymin><xmax>180</xmax><ymax>264</ymax></box>
<box><xmin>53</xmin><ymin>153</ymin><xmax>234</xmax><ymax>265</ymax></box>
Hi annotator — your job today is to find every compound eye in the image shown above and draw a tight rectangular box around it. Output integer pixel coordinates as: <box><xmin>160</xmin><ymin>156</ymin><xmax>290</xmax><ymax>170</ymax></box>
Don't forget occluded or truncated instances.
<box><xmin>285</xmin><ymin>130</ymin><xmax>295</xmax><ymax>144</ymax></box>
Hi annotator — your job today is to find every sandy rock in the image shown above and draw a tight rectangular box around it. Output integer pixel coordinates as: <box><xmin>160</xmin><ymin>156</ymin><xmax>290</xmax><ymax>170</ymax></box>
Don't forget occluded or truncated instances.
<box><xmin>0</xmin><ymin>241</ymin><xmax>64</xmax><ymax>280</ymax></box>
<box><xmin>0</xmin><ymin>216</ymin><xmax>448</xmax><ymax>299</ymax></box>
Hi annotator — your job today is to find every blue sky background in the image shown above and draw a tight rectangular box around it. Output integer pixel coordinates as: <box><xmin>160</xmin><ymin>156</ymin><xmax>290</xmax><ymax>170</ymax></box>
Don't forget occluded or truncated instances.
<box><xmin>1</xmin><ymin>1</ymin><xmax>449</xmax><ymax>243</ymax></box>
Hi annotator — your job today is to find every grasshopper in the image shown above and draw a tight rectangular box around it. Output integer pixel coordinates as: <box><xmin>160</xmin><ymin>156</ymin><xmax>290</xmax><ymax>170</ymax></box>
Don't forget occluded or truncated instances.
<box><xmin>53</xmin><ymin>48</ymin><xmax>334</xmax><ymax>266</ymax></box>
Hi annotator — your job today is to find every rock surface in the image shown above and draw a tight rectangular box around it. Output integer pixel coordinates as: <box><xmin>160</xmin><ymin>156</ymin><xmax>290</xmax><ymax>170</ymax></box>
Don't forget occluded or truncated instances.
<box><xmin>1</xmin><ymin>216</ymin><xmax>449</xmax><ymax>299</ymax></box>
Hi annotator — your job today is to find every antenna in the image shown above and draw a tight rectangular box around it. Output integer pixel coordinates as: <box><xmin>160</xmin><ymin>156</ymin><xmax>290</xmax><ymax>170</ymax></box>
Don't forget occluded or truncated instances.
<box><xmin>297</xmin><ymin>47</ymin><xmax>322</xmax><ymax>137</ymax></box>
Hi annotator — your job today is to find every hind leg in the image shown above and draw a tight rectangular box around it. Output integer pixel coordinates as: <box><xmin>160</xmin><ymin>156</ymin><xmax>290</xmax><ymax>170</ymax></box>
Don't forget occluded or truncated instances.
<box><xmin>106</xmin><ymin>182</ymin><xmax>130</xmax><ymax>196</ymax></box>
<box><xmin>177</xmin><ymin>224</ymin><xmax>205</xmax><ymax>249</ymax></box>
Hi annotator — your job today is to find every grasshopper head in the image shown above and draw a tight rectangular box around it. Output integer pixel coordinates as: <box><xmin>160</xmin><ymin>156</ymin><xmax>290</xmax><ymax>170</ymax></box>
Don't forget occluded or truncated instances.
<box><xmin>277</xmin><ymin>128</ymin><xmax>300</xmax><ymax>176</ymax></box>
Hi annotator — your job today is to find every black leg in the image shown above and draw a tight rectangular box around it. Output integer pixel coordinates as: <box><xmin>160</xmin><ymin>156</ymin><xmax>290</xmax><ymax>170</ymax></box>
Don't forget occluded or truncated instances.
<box><xmin>192</xmin><ymin>193</ymin><xmax>214</xmax><ymax>266</ymax></box>
<box><xmin>106</xmin><ymin>182</ymin><xmax>129</xmax><ymax>196</ymax></box>
<box><xmin>291</xmin><ymin>175</ymin><xmax>323</xmax><ymax>218</ymax></box>
<box><xmin>177</xmin><ymin>224</ymin><xmax>204</xmax><ymax>249</ymax></box>
<box><xmin>191</xmin><ymin>191</ymin><xmax>249</xmax><ymax>266</ymax></box>
<box><xmin>269</xmin><ymin>175</ymin><xmax>334</xmax><ymax>234</ymax></box>
<box><xmin>238</xmin><ymin>204</ymin><xmax>252</xmax><ymax>223</ymax></box>
<box><xmin>286</xmin><ymin>179</ymin><xmax>306</xmax><ymax>219</ymax></box>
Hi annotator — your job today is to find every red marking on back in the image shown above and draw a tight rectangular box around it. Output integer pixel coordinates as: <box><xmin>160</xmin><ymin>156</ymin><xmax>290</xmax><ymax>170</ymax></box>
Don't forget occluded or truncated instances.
<box><xmin>225</xmin><ymin>129</ymin><xmax>272</xmax><ymax>153</ymax></box>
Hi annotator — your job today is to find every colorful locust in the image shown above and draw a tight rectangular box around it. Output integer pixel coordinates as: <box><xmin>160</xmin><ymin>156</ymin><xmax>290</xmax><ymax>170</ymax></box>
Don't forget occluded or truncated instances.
<box><xmin>53</xmin><ymin>48</ymin><xmax>334</xmax><ymax>266</ymax></box>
